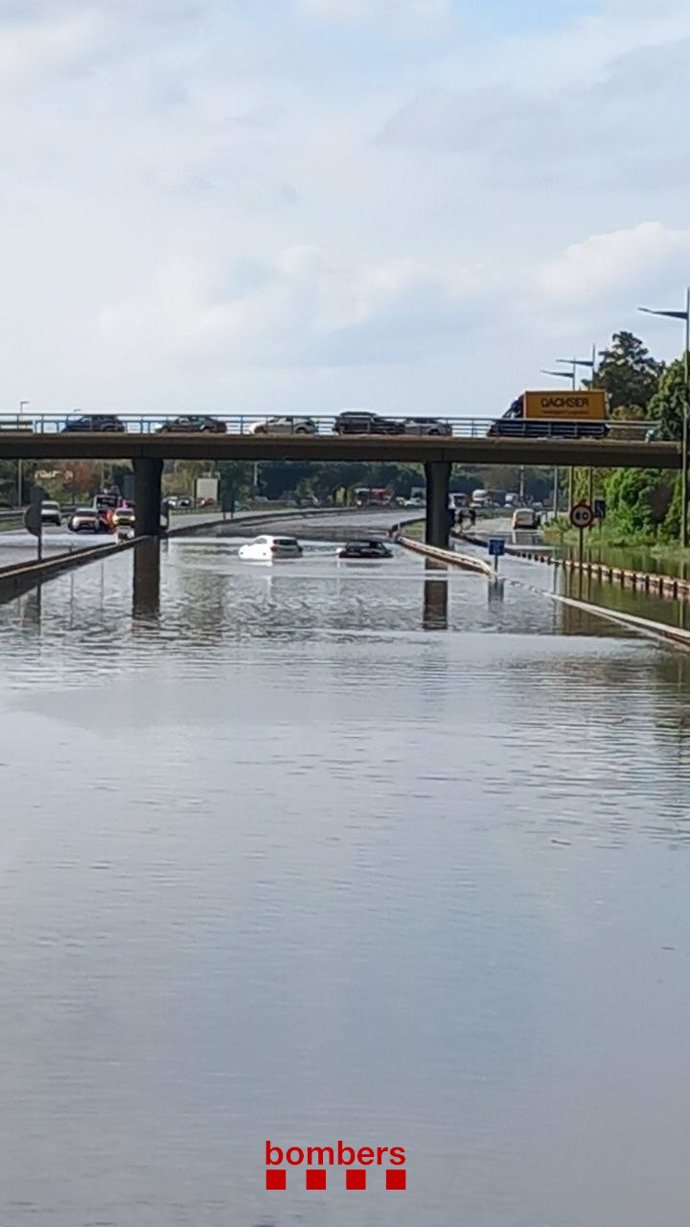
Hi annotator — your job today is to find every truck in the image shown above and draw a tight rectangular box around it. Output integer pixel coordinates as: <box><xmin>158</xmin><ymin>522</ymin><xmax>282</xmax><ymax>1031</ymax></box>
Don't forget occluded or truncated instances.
<box><xmin>195</xmin><ymin>476</ymin><xmax>219</xmax><ymax>506</ymax></box>
<box><xmin>488</xmin><ymin>390</ymin><xmax>609</xmax><ymax>439</ymax></box>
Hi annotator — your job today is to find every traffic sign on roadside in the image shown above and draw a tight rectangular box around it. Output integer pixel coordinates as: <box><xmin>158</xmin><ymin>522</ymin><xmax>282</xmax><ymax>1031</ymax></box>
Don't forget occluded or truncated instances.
<box><xmin>24</xmin><ymin>504</ymin><xmax>42</xmax><ymax>537</ymax></box>
<box><xmin>488</xmin><ymin>538</ymin><xmax>506</xmax><ymax>556</ymax></box>
<box><xmin>570</xmin><ymin>502</ymin><xmax>594</xmax><ymax>530</ymax></box>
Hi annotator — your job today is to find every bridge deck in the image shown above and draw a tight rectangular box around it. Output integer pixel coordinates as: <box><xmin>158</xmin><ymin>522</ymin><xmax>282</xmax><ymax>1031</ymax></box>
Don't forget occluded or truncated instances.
<box><xmin>0</xmin><ymin>432</ymin><xmax>679</xmax><ymax>469</ymax></box>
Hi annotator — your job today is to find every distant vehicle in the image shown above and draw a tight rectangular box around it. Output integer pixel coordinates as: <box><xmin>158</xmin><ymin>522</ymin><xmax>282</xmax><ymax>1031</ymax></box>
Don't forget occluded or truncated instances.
<box><xmin>198</xmin><ymin>497</ymin><xmax>216</xmax><ymax>507</ymax></box>
<box><xmin>40</xmin><ymin>500</ymin><xmax>61</xmax><ymax>526</ymax></box>
<box><xmin>471</xmin><ymin>489</ymin><xmax>490</xmax><ymax>507</ymax></box>
<box><xmin>248</xmin><ymin>416</ymin><xmax>318</xmax><ymax>436</ymax></box>
<box><xmin>404</xmin><ymin>496</ymin><xmax>425</xmax><ymax>508</ymax></box>
<box><xmin>504</xmin><ymin>493</ymin><xmax>519</xmax><ymax>507</ymax></box>
<box><xmin>488</xmin><ymin>392</ymin><xmax>609</xmax><ymax>439</ymax></box>
<box><xmin>238</xmin><ymin>534</ymin><xmax>303</xmax><ymax>561</ymax></box>
<box><xmin>67</xmin><ymin>506</ymin><xmax>103</xmax><ymax>532</ymax></box>
<box><xmin>61</xmin><ymin>415</ymin><xmax>126</xmax><ymax>433</ymax></box>
<box><xmin>402</xmin><ymin>417</ymin><xmax>452</xmax><ymax>436</ymax></box>
<box><xmin>296</xmin><ymin>493</ymin><xmax>320</xmax><ymax>507</ymax></box>
<box><xmin>353</xmin><ymin>487</ymin><xmax>391</xmax><ymax>507</ymax></box>
<box><xmin>333</xmin><ymin>411</ymin><xmax>404</xmax><ymax>435</ymax></box>
<box><xmin>448</xmin><ymin>492</ymin><xmax>468</xmax><ymax>510</ymax></box>
<box><xmin>157</xmin><ymin>415</ymin><xmax>227</xmax><ymax>433</ymax></box>
<box><xmin>164</xmin><ymin>496</ymin><xmax>179</xmax><ymax>509</ymax></box>
<box><xmin>337</xmin><ymin>539</ymin><xmax>393</xmax><ymax>559</ymax></box>
<box><xmin>178</xmin><ymin>496</ymin><xmax>192</xmax><ymax>509</ymax></box>
<box><xmin>512</xmin><ymin>508</ymin><xmax>540</xmax><ymax>530</ymax></box>
<box><xmin>112</xmin><ymin>506</ymin><xmax>135</xmax><ymax>528</ymax></box>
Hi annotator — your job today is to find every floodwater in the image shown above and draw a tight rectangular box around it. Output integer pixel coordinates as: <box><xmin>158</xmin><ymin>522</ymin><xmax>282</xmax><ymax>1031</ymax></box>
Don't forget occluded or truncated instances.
<box><xmin>2</xmin><ymin>536</ymin><xmax>690</xmax><ymax>1226</ymax></box>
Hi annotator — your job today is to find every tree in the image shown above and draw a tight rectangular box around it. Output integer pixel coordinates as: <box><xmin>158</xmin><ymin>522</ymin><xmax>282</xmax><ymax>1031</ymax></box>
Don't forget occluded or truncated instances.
<box><xmin>604</xmin><ymin>467</ymin><xmax>674</xmax><ymax>539</ymax></box>
<box><xmin>648</xmin><ymin>356</ymin><xmax>687</xmax><ymax>440</ymax></box>
<box><xmin>591</xmin><ymin>331</ymin><xmax>664</xmax><ymax>417</ymax></box>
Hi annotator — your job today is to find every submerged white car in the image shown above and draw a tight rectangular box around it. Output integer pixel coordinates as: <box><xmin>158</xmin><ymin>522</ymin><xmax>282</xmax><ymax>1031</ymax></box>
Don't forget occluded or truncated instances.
<box><xmin>238</xmin><ymin>534</ymin><xmax>303</xmax><ymax>561</ymax></box>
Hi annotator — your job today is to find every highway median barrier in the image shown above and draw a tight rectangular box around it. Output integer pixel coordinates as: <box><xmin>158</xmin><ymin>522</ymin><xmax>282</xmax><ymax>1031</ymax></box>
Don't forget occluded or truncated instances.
<box><xmin>398</xmin><ymin>535</ymin><xmax>495</xmax><ymax>577</ymax></box>
<box><xmin>0</xmin><ymin>536</ymin><xmax>142</xmax><ymax>604</ymax></box>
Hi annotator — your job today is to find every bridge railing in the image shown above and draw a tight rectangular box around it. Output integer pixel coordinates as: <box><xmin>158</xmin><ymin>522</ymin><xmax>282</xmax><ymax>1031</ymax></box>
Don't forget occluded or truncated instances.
<box><xmin>0</xmin><ymin>413</ymin><xmax>661</xmax><ymax>440</ymax></box>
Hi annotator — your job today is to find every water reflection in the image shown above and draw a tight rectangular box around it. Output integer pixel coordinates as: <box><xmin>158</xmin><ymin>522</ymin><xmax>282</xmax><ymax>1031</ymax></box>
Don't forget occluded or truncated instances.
<box><xmin>4</xmin><ymin>538</ymin><xmax>690</xmax><ymax>1226</ymax></box>
<box><xmin>422</xmin><ymin>560</ymin><xmax>448</xmax><ymax>630</ymax></box>
<box><xmin>487</xmin><ymin>577</ymin><xmax>505</xmax><ymax>606</ymax></box>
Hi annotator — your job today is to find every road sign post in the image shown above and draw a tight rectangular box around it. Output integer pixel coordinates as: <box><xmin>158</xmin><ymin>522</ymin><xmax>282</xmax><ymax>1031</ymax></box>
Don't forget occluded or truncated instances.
<box><xmin>488</xmin><ymin>537</ymin><xmax>505</xmax><ymax>573</ymax></box>
<box><xmin>24</xmin><ymin>500</ymin><xmax>43</xmax><ymax>561</ymax></box>
<box><xmin>570</xmin><ymin>501</ymin><xmax>594</xmax><ymax>567</ymax></box>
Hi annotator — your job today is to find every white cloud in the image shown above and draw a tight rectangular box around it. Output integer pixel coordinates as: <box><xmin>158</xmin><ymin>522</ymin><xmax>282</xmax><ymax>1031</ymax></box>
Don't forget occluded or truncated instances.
<box><xmin>537</xmin><ymin>224</ymin><xmax>690</xmax><ymax>307</ymax></box>
<box><xmin>95</xmin><ymin>246</ymin><xmax>488</xmax><ymax>371</ymax></box>
<box><xmin>1</xmin><ymin>0</ymin><xmax>690</xmax><ymax>414</ymax></box>
<box><xmin>297</xmin><ymin>0</ymin><xmax>451</xmax><ymax>26</ymax></box>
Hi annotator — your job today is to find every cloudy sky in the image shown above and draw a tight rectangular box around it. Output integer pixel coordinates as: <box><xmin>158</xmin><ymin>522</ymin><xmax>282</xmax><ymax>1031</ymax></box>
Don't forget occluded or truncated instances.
<box><xmin>3</xmin><ymin>0</ymin><xmax>690</xmax><ymax>417</ymax></box>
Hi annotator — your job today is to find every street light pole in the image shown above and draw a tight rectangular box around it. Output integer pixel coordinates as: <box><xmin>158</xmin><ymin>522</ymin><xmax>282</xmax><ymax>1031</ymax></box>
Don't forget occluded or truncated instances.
<box><xmin>639</xmin><ymin>291</ymin><xmax>690</xmax><ymax>549</ymax></box>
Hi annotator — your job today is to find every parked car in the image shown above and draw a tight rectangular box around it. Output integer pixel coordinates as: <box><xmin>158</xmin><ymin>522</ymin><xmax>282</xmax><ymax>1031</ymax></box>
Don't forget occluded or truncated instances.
<box><xmin>248</xmin><ymin>416</ymin><xmax>318</xmax><ymax>436</ymax></box>
<box><xmin>337</xmin><ymin>539</ymin><xmax>393</xmax><ymax>559</ymax></box>
<box><xmin>333</xmin><ymin>411</ymin><xmax>405</xmax><ymax>435</ymax></box>
<box><xmin>61</xmin><ymin>415</ymin><xmax>126</xmax><ymax>433</ymax></box>
<box><xmin>40</xmin><ymin>500</ymin><xmax>61</xmax><ymax>526</ymax></box>
<box><xmin>157</xmin><ymin>415</ymin><xmax>227</xmax><ymax>433</ymax></box>
<box><xmin>402</xmin><ymin>417</ymin><xmax>452</xmax><ymax>436</ymax></box>
<box><xmin>403</xmin><ymin>496</ymin><xmax>426</xmax><ymax>508</ymax></box>
<box><xmin>67</xmin><ymin>506</ymin><xmax>103</xmax><ymax>532</ymax></box>
<box><xmin>178</xmin><ymin>497</ymin><xmax>192</xmax><ymax>509</ymax></box>
<box><xmin>238</xmin><ymin>534</ymin><xmax>303</xmax><ymax>561</ymax></box>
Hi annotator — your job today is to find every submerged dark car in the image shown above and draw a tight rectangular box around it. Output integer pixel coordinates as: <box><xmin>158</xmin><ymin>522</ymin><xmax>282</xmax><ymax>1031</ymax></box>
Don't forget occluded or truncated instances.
<box><xmin>157</xmin><ymin>415</ymin><xmax>227</xmax><ymax>433</ymax></box>
<box><xmin>337</xmin><ymin>539</ymin><xmax>394</xmax><ymax>559</ymax></box>
<box><xmin>61</xmin><ymin>415</ymin><xmax>126</xmax><ymax>433</ymax></box>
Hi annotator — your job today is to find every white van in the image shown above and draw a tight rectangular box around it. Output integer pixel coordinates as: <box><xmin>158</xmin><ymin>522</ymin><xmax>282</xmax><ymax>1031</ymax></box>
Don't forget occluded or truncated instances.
<box><xmin>511</xmin><ymin>508</ymin><xmax>539</xmax><ymax>530</ymax></box>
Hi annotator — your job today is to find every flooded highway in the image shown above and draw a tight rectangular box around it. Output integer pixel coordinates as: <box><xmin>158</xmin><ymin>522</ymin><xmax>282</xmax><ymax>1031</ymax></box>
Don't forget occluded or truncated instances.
<box><xmin>2</xmin><ymin>534</ymin><xmax>690</xmax><ymax>1226</ymax></box>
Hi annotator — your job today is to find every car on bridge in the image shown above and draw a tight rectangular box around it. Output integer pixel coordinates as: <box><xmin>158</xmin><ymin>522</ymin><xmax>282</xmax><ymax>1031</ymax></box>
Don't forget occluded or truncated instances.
<box><xmin>157</xmin><ymin>415</ymin><xmax>227</xmax><ymax>433</ymax></box>
<box><xmin>333</xmin><ymin>411</ymin><xmax>405</xmax><ymax>435</ymax></box>
<box><xmin>61</xmin><ymin>415</ymin><xmax>126</xmax><ymax>433</ymax></box>
<box><xmin>402</xmin><ymin>417</ymin><xmax>452</xmax><ymax>436</ymax></box>
<box><xmin>248</xmin><ymin>416</ymin><xmax>318</xmax><ymax>435</ymax></box>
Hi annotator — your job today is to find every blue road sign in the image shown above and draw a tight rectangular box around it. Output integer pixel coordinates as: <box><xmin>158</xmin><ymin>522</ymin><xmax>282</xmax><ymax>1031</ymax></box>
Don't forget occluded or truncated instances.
<box><xmin>594</xmin><ymin>498</ymin><xmax>607</xmax><ymax>520</ymax></box>
<box><xmin>488</xmin><ymin>538</ymin><xmax>506</xmax><ymax>557</ymax></box>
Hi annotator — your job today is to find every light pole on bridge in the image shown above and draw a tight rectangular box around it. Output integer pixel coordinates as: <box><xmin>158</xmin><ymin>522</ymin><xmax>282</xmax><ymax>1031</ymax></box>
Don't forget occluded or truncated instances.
<box><xmin>541</xmin><ymin>347</ymin><xmax>598</xmax><ymax>512</ymax></box>
<box><xmin>17</xmin><ymin>400</ymin><xmax>29</xmax><ymax>508</ymax></box>
<box><xmin>639</xmin><ymin>290</ymin><xmax>690</xmax><ymax>550</ymax></box>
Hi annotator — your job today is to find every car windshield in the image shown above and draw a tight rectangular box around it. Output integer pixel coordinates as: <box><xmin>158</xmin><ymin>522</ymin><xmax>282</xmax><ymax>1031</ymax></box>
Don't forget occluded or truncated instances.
<box><xmin>76</xmin><ymin>507</ymin><xmax>95</xmax><ymax>514</ymax></box>
<box><xmin>273</xmin><ymin>538</ymin><xmax>298</xmax><ymax>546</ymax></box>
<box><xmin>42</xmin><ymin>502</ymin><xmax>59</xmax><ymax>510</ymax></box>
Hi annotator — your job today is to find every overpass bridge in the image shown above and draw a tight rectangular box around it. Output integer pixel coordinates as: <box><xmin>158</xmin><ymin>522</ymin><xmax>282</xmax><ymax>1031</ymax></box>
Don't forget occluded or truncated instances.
<box><xmin>0</xmin><ymin>414</ymin><xmax>678</xmax><ymax>549</ymax></box>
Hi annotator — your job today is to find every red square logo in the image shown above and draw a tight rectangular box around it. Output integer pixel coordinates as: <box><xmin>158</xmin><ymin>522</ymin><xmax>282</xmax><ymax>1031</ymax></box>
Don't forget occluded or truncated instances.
<box><xmin>386</xmin><ymin>1168</ymin><xmax>406</xmax><ymax>1191</ymax></box>
<box><xmin>346</xmin><ymin>1169</ymin><xmax>367</xmax><ymax>1191</ymax></box>
<box><xmin>306</xmin><ymin>1169</ymin><xmax>327</xmax><ymax>1191</ymax></box>
<box><xmin>266</xmin><ymin>1169</ymin><xmax>286</xmax><ymax>1191</ymax></box>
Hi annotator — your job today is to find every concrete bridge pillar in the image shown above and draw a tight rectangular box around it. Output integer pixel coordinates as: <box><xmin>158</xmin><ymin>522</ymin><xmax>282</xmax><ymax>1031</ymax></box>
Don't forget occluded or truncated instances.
<box><xmin>133</xmin><ymin>457</ymin><xmax>163</xmax><ymax>537</ymax></box>
<box><xmin>132</xmin><ymin>538</ymin><xmax>161</xmax><ymax>620</ymax></box>
<box><xmin>424</xmin><ymin>461</ymin><xmax>451</xmax><ymax>549</ymax></box>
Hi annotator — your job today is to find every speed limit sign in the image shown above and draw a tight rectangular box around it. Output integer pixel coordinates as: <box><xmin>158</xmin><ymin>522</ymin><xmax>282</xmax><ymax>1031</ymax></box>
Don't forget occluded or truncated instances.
<box><xmin>570</xmin><ymin>501</ymin><xmax>595</xmax><ymax>530</ymax></box>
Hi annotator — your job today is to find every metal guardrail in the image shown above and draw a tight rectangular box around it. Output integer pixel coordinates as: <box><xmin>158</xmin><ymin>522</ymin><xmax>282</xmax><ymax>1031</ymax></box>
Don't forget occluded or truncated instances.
<box><xmin>0</xmin><ymin>413</ymin><xmax>658</xmax><ymax>440</ymax></box>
